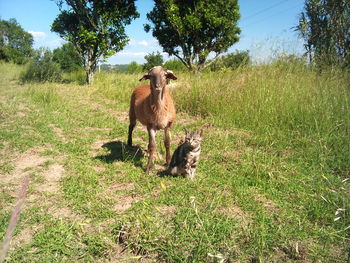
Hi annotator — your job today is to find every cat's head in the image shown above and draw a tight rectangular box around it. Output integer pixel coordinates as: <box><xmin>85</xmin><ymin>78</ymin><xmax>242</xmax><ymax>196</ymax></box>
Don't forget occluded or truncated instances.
<box><xmin>184</xmin><ymin>129</ymin><xmax>203</xmax><ymax>149</ymax></box>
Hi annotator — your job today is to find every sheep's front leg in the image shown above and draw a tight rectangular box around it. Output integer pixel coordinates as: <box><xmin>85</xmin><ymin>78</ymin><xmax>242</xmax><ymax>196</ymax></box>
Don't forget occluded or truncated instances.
<box><xmin>146</xmin><ymin>126</ymin><xmax>156</xmax><ymax>174</ymax></box>
<box><xmin>164</xmin><ymin>126</ymin><xmax>171</xmax><ymax>165</ymax></box>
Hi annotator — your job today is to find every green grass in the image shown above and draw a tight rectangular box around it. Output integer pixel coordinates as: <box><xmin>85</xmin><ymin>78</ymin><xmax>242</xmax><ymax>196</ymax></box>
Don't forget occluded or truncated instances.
<box><xmin>0</xmin><ymin>61</ymin><xmax>349</xmax><ymax>262</ymax></box>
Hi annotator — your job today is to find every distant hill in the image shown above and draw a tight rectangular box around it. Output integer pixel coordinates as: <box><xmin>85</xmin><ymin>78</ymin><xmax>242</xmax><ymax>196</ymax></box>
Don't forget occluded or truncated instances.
<box><xmin>99</xmin><ymin>64</ymin><xmax>129</xmax><ymax>72</ymax></box>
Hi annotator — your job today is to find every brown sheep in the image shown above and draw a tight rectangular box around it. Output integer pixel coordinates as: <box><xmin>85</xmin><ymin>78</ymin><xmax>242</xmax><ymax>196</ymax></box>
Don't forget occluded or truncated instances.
<box><xmin>128</xmin><ymin>66</ymin><xmax>177</xmax><ymax>173</ymax></box>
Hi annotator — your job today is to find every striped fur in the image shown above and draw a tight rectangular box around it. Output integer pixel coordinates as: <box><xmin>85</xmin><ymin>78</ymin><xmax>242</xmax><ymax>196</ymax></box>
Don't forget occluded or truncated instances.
<box><xmin>168</xmin><ymin>130</ymin><xmax>203</xmax><ymax>180</ymax></box>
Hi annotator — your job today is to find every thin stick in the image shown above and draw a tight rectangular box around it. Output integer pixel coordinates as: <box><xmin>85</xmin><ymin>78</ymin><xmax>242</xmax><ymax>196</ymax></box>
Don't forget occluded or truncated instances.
<box><xmin>0</xmin><ymin>175</ymin><xmax>30</xmax><ymax>263</ymax></box>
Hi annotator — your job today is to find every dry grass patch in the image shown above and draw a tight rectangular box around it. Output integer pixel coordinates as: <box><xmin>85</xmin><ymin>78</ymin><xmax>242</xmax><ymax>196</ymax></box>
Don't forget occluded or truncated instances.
<box><xmin>106</xmin><ymin>183</ymin><xmax>135</xmax><ymax>194</ymax></box>
<box><xmin>93</xmin><ymin>165</ymin><xmax>107</xmax><ymax>172</ymax></box>
<box><xmin>98</xmin><ymin>182</ymin><xmax>141</xmax><ymax>212</ymax></box>
<box><xmin>37</xmin><ymin>163</ymin><xmax>65</xmax><ymax>193</ymax></box>
<box><xmin>254</xmin><ymin>193</ymin><xmax>278</xmax><ymax>213</ymax></box>
<box><xmin>217</xmin><ymin>199</ymin><xmax>252</xmax><ymax>230</ymax></box>
<box><xmin>9</xmin><ymin>224</ymin><xmax>44</xmax><ymax>252</ymax></box>
<box><xmin>48</xmin><ymin>124</ymin><xmax>67</xmax><ymax>142</ymax></box>
<box><xmin>155</xmin><ymin>205</ymin><xmax>176</xmax><ymax>217</ymax></box>
<box><xmin>113</xmin><ymin>195</ymin><xmax>141</xmax><ymax>211</ymax></box>
<box><xmin>0</xmin><ymin>149</ymin><xmax>49</xmax><ymax>187</ymax></box>
<box><xmin>48</xmin><ymin>206</ymin><xmax>84</xmax><ymax>221</ymax></box>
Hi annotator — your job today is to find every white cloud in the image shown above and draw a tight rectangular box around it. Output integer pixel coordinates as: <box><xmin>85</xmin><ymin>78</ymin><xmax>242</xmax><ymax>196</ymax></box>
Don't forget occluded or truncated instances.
<box><xmin>116</xmin><ymin>51</ymin><xmax>149</xmax><ymax>57</ymax></box>
<box><xmin>128</xmin><ymin>39</ymin><xmax>137</xmax><ymax>46</ymax></box>
<box><xmin>108</xmin><ymin>51</ymin><xmax>148</xmax><ymax>64</ymax></box>
<box><xmin>127</xmin><ymin>39</ymin><xmax>158</xmax><ymax>47</ymax></box>
<box><xmin>48</xmin><ymin>38</ymin><xmax>66</xmax><ymax>49</ymax></box>
<box><xmin>28</xmin><ymin>31</ymin><xmax>46</xmax><ymax>40</ymax></box>
<box><xmin>138</xmin><ymin>40</ymin><xmax>150</xmax><ymax>46</ymax></box>
<box><xmin>27</xmin><ymin>30</ymin><xmax>65</xmax><ymax>49</ymax></box>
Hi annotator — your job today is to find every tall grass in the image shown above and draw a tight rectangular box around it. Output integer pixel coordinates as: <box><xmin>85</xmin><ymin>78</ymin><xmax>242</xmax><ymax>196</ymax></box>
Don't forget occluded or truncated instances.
<box><xmin>0</xmin><ymin>62</ymin><xmax>24</xmax><ymax>83</ymax></box>
<box><xmin>2</xmin><ymin>60</ymin><xmax>349</xmax><ymax>173</ymax></box>
<box><xmin>171</xmin><ymin>62</ymin><xmax>350</xmax><ymax>174</ymax></box>
<box><xmin>89</xmin><ymin>61</ymin><xmax>349</xmax><ymax>174</ymax></box>
<box><xmin>93</xmin><ymin>71</ymin><xmax>140</xmax><ymax>107</ymax></box>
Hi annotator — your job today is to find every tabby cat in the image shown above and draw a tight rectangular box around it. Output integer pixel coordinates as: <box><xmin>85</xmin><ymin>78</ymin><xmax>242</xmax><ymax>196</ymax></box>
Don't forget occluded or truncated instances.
<box><xmin>168</xmin><ymin>129</ymin><xmax>203</xmax><ymax>180</ymax></box>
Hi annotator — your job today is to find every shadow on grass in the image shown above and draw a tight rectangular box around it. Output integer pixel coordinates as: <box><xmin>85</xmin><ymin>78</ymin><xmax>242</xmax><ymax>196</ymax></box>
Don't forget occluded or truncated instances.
<box><xmin>157</xmin><ymin>168</ymin><xmax>183</xmax><ymax>178</ymax></box>
<box><xmin>94</xmin><ymin>140</ymin><xmax>145</xmax><ymax>167</ymax></box>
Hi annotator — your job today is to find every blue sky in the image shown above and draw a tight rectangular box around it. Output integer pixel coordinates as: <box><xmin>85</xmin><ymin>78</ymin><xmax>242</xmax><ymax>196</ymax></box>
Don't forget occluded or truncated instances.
<box><xmin>0</xmin><ymin>0</ymin><xmax>305</xmax><ymax>64</ymax></box>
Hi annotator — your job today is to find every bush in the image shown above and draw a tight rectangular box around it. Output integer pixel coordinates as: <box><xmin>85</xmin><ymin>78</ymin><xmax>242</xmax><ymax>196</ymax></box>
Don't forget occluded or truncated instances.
<box><xmin>127</xmin><ymin>61</ymin><xmax>142</xmax><ymax>74</ymax></box>
<box><xmin>163</xmin><ymin>58</ymin><xmax>187</xmax><ymax>72</ymax></box>
<box><xmin>21</xmin><ymin>49</ymin><xmax>62</xmax><ymax>83</ymax></box>
<box><xmin>52</xmin><ymin>43</ymin><xmax>83</xmax><ymax>72</ymax></box>
<box><xmin>210</xmin><ymin>50</ymin><xmax>251</xmax><ymax>71</ymax></box>
<box><xmin>143</xmin><ymin>51</ymin><xmax>163</xmax><ymax>71</ymax></box>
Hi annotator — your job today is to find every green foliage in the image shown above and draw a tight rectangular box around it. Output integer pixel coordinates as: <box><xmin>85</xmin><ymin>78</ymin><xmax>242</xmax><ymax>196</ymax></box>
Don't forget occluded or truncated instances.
<box><xmin>145</xmin><ymin>0</ymin><xmax>241</xmax><ymax>72</ymax></box>
<box><xmin>114</xmin><ymin>64</ymin><xmax>129</xmax><ymax>72</ymax></box>
<box><xmin>51</xmin><ymin>0</ymin><xmax>139</xmax><ymax>84</ymax></box>
<box><xmin>82</xmin><ymin>233</ymin><xmax>111</xmax><ymax>257</ymax></box>
<box><xmin>127</xmin><ymin>61</ymin><xmax>142</xmax><ymax>73</ymax></box>
<box><xmin>209</xmin><ymin>50</ymin><xmax>251</xmax><ymax>71</ymax></box>
<box><xmin>143</xmin><ymin>51</ymin><xmax>164</xmax><ymax>70</ymax></box>
<box><xmin>296</xmin><ymin>0</ymin><xmax>350</xmax><ymax>67</ymax></box>
<box><xmin>52</xmin><ymin>42</ymin><xmax>82</xmax><ymax>72</ymax></box>
<box><xmin>20</xmin><ymin>48</ymin><xmax>62</xmax><ymax>83</ymax></box>
<box><xmin>163</xmin><ymin>58</ymin><xmax>187</xmax><ymax>71</ymax></box>
<box><xmin>100</xmin><ymin>64</ymin><xmax>117</xmax><ymax>72</ymax></box>
<box><xmin>0</xmin><ymin>18</ymin><xmax>33</xmax><ymax>64</ymax></box>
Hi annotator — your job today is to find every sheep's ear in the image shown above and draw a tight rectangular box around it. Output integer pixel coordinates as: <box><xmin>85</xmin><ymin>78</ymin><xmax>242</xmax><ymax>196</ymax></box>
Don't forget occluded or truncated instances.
<box><xmin>139</xmin><ymin>74</ymin><xmax>150</xmax><ymax>81</ymax></box>
<box><xmin>166</xmin><ymin>70</ymin><xmax>177</xmax><ymax>80</ymax></box>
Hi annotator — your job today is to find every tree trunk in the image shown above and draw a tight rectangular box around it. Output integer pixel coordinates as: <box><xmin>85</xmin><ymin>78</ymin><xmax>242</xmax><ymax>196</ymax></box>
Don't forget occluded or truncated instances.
<box><xmin>85</xmin><ymin>59</ymin><xmax>97</xmax><ymax>85</ymax></box>
<box><xmin>85</xmin><ymin>48</ymin><xmax>97</xmax><ymax>85</ymax></box>
<box><xmin>86</xmin><ymin>69</ymin><xmax>94</xmax><ymax>85</ymax></box>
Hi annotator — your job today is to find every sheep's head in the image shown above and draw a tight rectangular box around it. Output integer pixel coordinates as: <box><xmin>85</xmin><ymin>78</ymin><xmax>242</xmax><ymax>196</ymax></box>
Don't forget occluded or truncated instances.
<box><xmin>139</xmin><ymin>66</ymin><xmax>177</xmax><ymax>93</ymax></box>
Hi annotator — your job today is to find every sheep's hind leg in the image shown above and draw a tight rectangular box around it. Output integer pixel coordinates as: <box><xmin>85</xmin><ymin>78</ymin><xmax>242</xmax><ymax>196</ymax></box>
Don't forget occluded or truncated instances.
<box><xmin>164</xmin><ymin>125</ymin><xmax>171</xmax><ymax>165</ymax></box>
<box><xmin>146</xmin><ymin>126</ymin><xmax>156</xmax><ymax>174</ymax></box>
<box><xmin>128</xmin><ymin>104</ymin><xmax>136</xmax><ymax>146</ymax></box>
<box><xmin>128</xmin><ymin>124</ymin><xmax>135</xmax><ymax>146</ymax></box>
<box><xmin>128</xmin><ymin>120</ymin><xmax>136</xmax><ymax>147</ymax></box>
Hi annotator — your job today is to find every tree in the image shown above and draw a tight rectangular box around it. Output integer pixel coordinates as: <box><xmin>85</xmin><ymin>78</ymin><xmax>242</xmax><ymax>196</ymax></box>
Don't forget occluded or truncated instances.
<box><xmin>0</xmin><ymin>18</ymin><xmax>34</xmax><ymax>64</ymax></box>
<box><xmin>127</xmin><ymin>61</ymin><xmax>142</xmax><ymax>73</ymax></box>
<box><xmin>209</xmin><ymin>50</ymin><xmax>251</xmax><ymax>71</ymax></box>
<box><xmin>163</xmin><ymin>58</ymin><xmax>187</xmax><ymax>71</ymax></box>
<box><xmin>21</xmin><ymin>48</ymin><xmax>62</xmax><ymax>83</ymax></box>
<box><xmin>296</xmin><ymin>0</ymin><xmax>350</xmax><ymax>67</ymax></box>
<box><xmin>145</xmin><ymin>0</ymin><xmax>241</xmax><ymax>72</ymax></box>
<box><xmin>51</xmin><ymin>0</ymin><xmax>139</xmax><ymax>84</ymax></box>
<box><xmin>53</xmin><ymin>42</ymin><xmax>83</xmax><ymax>72</ymax></box>
<box><xmin>143</xmin><ymin>51</ymin><xmax>163</xmax><ymax>70</ymax></box>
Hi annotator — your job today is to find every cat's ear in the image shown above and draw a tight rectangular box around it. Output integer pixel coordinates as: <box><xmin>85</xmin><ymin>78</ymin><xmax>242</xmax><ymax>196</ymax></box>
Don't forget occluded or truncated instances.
<box><xmin>184</xmin><ymin>128</ymin><xmax>188</xmax><ymax>134</ymax></box>
<box><xmin>198</xmin><ymin>129</ymin><xmax>203</xmax><ymax>136</ymax></box>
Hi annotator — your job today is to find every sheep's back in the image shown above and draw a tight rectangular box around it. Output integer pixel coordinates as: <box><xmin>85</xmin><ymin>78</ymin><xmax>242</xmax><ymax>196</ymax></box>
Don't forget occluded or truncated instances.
<box><xmin>131</xmin><ymin>84</ymin><xmax>176</xmax><ymax>129</ymax></box>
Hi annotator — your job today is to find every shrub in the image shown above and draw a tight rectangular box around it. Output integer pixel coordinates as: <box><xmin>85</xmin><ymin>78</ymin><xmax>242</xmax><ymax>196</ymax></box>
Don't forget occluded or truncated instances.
<box><xmin>163</xmin><ymin>58</ymin><xmax>187</xmax><ymax>71</ymax></box>
<box><xmin>21</xmin><ymin>49</ymin><xmax>62</xmax><ymax>83</ymax></box>
<box><xmin>143</xmin><ymin>51</ymin><xmax>163</xmax><ymax>71</ymax></box>
<box><xmin>210</xmin><ymin>50</ymin><xmax>251</xmax><ymax>71</ymax></box>
<box><xmin>52</xmin><ymin>43</ymin><xmax>83</xmax><ymax>72</ymax></box>
<box><xmin>127</xmin><ymin>61</ymin><xmax>142</xmax><ymax>74</ymax></box>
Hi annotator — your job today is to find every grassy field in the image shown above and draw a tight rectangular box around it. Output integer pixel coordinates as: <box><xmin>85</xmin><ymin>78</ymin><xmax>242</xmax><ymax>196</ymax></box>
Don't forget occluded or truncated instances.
<box><xmin>0</xmin><ymin>61</ymin><xmax>349</xmax><ymax>262</ymax></box>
